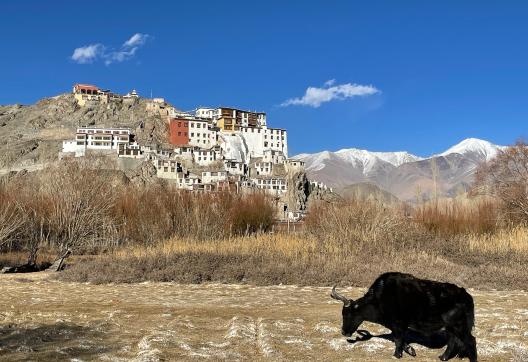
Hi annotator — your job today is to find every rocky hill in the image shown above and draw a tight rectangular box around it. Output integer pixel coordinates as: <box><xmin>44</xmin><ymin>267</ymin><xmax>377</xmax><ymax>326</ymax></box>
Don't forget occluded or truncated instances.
<box><xmin>0</xmin><ymin>94</ymin><xmax>170</xmax><ymax>169</ymax></box>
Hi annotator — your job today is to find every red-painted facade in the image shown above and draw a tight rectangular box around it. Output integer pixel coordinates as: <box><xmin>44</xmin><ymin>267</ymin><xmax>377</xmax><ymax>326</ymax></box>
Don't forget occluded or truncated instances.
<box><xmin>169</xmin><ymin>118</ymin><xmax>190</xmax><ymax>145</ymax></box>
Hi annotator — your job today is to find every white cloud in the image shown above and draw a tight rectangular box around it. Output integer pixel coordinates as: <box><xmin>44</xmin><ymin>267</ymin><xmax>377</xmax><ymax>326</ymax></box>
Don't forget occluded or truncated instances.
<box><xmin>123</xmin><ymin>33</ymin><xmax>149</xmax><ymax>48</ymax></box>
<box><xmin>324</xmin><ymin>79</ymin><xmax>336</xmax><ymax>87</ymax></box>
<box><xmin>281</xmin><ymin>80</ymin><xmax>380</xmax><ymax>108</ymax></box>
<box><xmin>104</xmin><ymin>47</ymin><xmax>138</xmax><ymax>65</ymax></box>
<box><xmin>71</xmin><ymin>33</ymin><xmax>150</xmax><ymax>65</ymax></box>
<box><xmin>71</xmin><ymin>44</ymin><xmax>104</xmax><ymax>64</ymax></box>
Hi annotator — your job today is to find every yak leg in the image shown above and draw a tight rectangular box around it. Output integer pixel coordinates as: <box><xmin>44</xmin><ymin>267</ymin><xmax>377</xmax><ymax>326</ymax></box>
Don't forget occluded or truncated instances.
<box><xmin>461</xmin><ymin>334</ymin><xmax>477</xmax><ymax>362</ymax></box>
<box><xmin>438</xmin><ymin>334</ymin><xmax>459</xmax><ymax>361</ymax></box>
<box><xmin>403</xmin><ymin>342</ymin><xmax>416</xmax><ymax>357</ymax></box>
<box><xmin>392</xmin><ymin>328</ymin><xmax>406</xmax><ymax>358</ymax></box>
<box><xmin>445</xmin><ymin>325</ymin><xmax>477</xmax><ymax>362</ymax></box>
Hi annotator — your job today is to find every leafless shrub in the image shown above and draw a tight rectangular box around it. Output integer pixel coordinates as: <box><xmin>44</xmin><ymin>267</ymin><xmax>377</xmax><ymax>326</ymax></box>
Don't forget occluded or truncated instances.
<box><xmin>39</xmin><ymin>160</ymin><xmax>118</xmax><ymax>253</ymax></box>
<box><xmin>1</xmin><ymin>159</ymin><xmax>278</xmax><ymax>264</ymax></box>
<box><xmin>473</xmin><ymin>141</ymin><xmax>528</xmax><ymax>224</ymax></box>
<box><xmin>0</xmin><ymin>184</ymin><xmax>23</xmax><ymax>249</ymax></box>
<box><xmin>414</xmin><ymin>197</ymin><xmax>499</xmax><ymax>236</ymax></box>
<box><xmin>305</xmin><ymin>198</ymin><xmax>425</xmax><ymax>255</ymax></box>
<box><xmin>227</xmin><ymin>192</ymin><xmax>275</xmax><ymax>235</ymax></box>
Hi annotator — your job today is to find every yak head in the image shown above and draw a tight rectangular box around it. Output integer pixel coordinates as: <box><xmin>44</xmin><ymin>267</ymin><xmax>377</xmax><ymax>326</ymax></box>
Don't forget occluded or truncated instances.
<box><xmin>330</xmin><ymin>285</ymin><xmax>363</xmax><ymax>337</ymax></box>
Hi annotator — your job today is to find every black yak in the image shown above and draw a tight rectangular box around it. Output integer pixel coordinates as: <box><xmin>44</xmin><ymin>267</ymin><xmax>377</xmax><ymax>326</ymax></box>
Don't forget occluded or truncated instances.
<box><xmin>331</xmin><ymin>272</ymin><xmax>477</xmax><ymax>361</ymax></box>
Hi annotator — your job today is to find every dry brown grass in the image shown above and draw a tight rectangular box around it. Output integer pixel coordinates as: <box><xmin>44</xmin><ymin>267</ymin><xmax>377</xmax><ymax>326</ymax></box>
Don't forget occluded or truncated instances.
<box><xmin>414</xmin><ymin>196</ymin><xmax>500</xmax><ymax>236</ymax></box>
<box><xmin>54</xmin><ymin>184</ymin><xmax>528</xmax><ymax>289</ymax></box>
<box><xmin>0</xmin><ymin>159</ymin><xmax>276</xmax><ymax>262</ymax></box>
<box><xmin>58</xmin><ymin>231</ymin><xmax>528</xmax><ymax>289</ymax></box>
<box><xmin>467</xmin><ymin>226</ymin><xmax>528</xmax><ymax>255</ymax></box>
<box><xmin>3</xmin><ymin>158</ymin><xmax>528</xmax><ymax>289</ymax></box>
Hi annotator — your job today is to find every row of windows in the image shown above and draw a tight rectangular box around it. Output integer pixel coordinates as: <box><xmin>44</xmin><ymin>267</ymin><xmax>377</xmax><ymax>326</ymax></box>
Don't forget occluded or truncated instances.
<box><xmin>190</xmin><ymin>133</ymin><xmax>213</xmax><ymax>138</ymax></box>
<box><xmin>263</xmin><ymin>142</ymin><xmax>284</xmax><ymax>148</ymax></box>
<box><xmin>256</xmin><ymin>185</ymin><xmax>287</xmax><ymax>190</ymax></box>
<box><xmin>242</xmin><ymin>128</ymin><xmax>284</xmax><ymax>135</ymax></box>
<box><xmin>78</xmin><ymin>129</ymin><xmax>129</xmax><ymax>135</ymax></box>
<box><xmin>176</xmin><ymin>121</ymin><xmax>210</xmax><ymax>129</ymax></box>
<box><xmin>158</xmin><ymin>161</ymin><xmax>180</xmax><ymax>167</ymax></box>
<box><xmin>256</xmin><ymin>179</ymin><xmax>286</xmax><ymax>185</ymax></box>
<box><xmin>162</xmin><ymin>167</ymin><xmax>178</xmax><ymax>173</ymax></box>
<box><xmin>264</xmin><ymin>135</ymin><xmax>284</xmax><ymax>140</ymax></box>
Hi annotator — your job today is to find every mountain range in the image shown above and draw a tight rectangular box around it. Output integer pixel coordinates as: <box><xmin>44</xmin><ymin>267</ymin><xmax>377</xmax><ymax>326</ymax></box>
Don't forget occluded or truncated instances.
<box><xmin>294</xmin><ymin>138</ymin><xmax>505</xmax><ymax>201</ymax></box>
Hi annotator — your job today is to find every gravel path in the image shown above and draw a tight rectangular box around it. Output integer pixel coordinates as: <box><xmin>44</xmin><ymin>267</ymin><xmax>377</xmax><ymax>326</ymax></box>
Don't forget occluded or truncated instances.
<box><xmin>0</xmin><ymin>273</ymin><xmax>526</xmax><ymax>361</ymax></box>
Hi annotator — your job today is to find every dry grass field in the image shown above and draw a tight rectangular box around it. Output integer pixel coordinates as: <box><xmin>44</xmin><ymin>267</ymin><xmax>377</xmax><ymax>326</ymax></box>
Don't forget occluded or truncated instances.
<box><xmin>0</xmin><ymin>273</ymin><xmax>526</xmax><ymax>361</ymax></box>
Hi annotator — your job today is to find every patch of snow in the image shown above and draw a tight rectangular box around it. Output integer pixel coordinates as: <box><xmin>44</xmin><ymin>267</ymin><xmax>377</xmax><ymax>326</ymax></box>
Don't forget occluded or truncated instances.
<box><xmin>294</xmin><ymin>147</ymin><xmax>423</xmax><ymax>176</ymax></box>
<box><xmin>314</xmin><ymin>322</ymin><xmax>339</xmax><ymax>334</ymax></box>
<box><xmin>438</xmin><ymin>138</ymin><xmax>505</xmax><ymax>161</ymax></box>
<box><xmin>225</xmin><ymin>316</ymin><xmax>256</xmax><ymax>340</ymax></box>
<box><xmin>478</xmin><ymin>339</ymin><xmax>528</xmax><ymax>357</ymax></box>
<box><xmin>284</xmin><ymin>337</ymin><xmax>313</xmax><ymax>349</ymax></box>
<box><xmin>328</xmin><ymin>338</ymin><xmax>354</xmax><ymax>351</ymax></box>
<box><xmin>256</xmin><ymin>318</ymin><xmax>277</xmax><ymax>357</ymax></box>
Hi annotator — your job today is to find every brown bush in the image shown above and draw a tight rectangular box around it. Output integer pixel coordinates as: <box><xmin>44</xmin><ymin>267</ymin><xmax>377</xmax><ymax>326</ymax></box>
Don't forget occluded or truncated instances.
<box><xmin>473</xmin><ymin>141</ymin><xmax>528</xmax><ymax>224</ymax></box>
<box><xmin>0</xmin><ymin>182</ymin><xmax>24</xmax><ymax>249</ymax></box>
<box><xmin>0</xmin><ymin>159</ymin><xmax>278</xmax><ymax>263</ymax></box>
<box><xmin>227</xmin><ymin>192</ymin><xmax>275</xmax><ymax>235</ymax></box>
<box><xmin>305</xmin><ymin>199</ymin><xmax>426</xmax><ymax>255</ymax></box>
<box><xmin>414</xmin><ymin>197</ymin><xmax>499</xmax><ymax>236</ymax></box>
<box><xmin>58</xmin><ymin>234</ymin><xmax>528</xmax><ymax>290</ymax></box>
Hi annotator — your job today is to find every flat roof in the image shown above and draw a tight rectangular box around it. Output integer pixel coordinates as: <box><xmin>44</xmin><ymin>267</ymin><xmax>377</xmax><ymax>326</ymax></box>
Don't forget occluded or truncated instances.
<box><xmin>77</xmin><ymin>127</ymin><xmax>131</xmax><ymax>130</ymax></box>
<box><xmin>74</xmin><ymin>84</ymin><xmax>99</xmax><ymax>91</ymax></box>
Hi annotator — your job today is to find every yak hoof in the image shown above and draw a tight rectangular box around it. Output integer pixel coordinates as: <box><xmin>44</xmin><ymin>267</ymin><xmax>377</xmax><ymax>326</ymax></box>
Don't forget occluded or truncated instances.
<box><xmin>404</xmin><ymin>345</ymin><xmax>416</xmax><ymax>357</ymax></box>
<box><xmin>393</xmin><ymin>351</ymin><xmax>403</xmax><ymax>359</ymax></box>
<box><xmin>438</xmin><ymin>355</ymin><xmax>449</xmax><ymax>361</ymax></box>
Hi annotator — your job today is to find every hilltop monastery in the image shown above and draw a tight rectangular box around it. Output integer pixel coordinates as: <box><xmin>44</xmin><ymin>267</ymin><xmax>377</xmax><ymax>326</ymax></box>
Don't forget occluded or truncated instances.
<box><xmin>62</xmin><ymin>84</ymin><xmax>327</xmax><ymax>215</ymax></box>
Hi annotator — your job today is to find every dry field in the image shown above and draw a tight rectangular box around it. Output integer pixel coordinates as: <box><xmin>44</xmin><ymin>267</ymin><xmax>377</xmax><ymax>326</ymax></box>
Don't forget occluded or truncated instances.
<box><xmin>0</xmin><ymin>273</ymin><xmax>526</xmax><ymax>361</ymax></box>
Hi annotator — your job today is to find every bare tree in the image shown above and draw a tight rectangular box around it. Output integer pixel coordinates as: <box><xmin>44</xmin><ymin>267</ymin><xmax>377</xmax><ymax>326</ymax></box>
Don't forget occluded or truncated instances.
<box><xmin>41</xmin><ymin>159</ymin><xmax>117</xmax><ymax>253</ymax></box>
<box><xmin>0</xmin><ymin>200</ymin><xmax>23</xmax><ymax>249</ymax></box>
<box><xmin>473</xmin><ymin>141</ymin><xmax>528</xmax><ymax>223</ymax></box>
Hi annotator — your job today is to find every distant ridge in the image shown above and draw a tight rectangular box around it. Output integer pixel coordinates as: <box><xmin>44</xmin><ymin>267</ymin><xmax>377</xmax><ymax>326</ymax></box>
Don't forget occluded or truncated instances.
<box><xmin>295</xmin><ymin>138</ymin><xmax>505</xmax><ymax>201</ymax></box>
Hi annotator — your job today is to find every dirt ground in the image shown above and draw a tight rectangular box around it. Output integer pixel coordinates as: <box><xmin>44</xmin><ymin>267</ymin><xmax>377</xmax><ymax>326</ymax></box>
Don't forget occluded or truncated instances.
<box><xmin>0</xmin><ymin>273</ymin><xmax>526</xmax><ymax>361</ymax></box>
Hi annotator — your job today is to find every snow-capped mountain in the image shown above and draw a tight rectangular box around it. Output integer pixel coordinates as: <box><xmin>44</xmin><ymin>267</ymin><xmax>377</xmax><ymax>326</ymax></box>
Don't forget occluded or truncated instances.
<box><xmin>295</xmin><ymin>138</ymin><xmax>505</xmax><ymax>201</ymax></box>
<box><xmin>437</xmin><ymin>138</ymin><xmax>505</xmax><ymax>162</ymax></box>
<box><xmin>296</xmin><ymin>149</ymin><xmax>422</xmax><ymax>174</ymax></box>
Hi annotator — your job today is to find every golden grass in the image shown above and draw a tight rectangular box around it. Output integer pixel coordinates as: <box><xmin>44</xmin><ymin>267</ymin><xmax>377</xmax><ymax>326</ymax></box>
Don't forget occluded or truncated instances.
<box><xmin>468</xmin><ymin>226</ymin><xmax>528</xmax><ymax>255</ymax></box>
<box><xmin>113</xmin><ymin>234</ymin><xmax>321</xmax><ymax>261</ymax></box>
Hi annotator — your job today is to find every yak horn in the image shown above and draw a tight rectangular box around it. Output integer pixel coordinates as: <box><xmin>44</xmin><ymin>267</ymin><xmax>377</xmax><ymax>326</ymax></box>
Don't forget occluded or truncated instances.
<box><xmin>331</xmin><ymin>285</ymin><xmax>351</xmax><ymax>306</ymax></box>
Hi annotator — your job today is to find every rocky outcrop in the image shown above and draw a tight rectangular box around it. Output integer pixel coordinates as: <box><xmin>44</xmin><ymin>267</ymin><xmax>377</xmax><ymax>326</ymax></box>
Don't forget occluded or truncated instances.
<box><xmin>125</xmin><ymin>160</ymin><xmax>158</xmax><ymax>186</ymax></box>
<box><xmin>283</xmin><ymin>170</ymin><xmax>310</xmax><ymax>211</ymax></box>
<box><xmin>282</xmin><ymin>169</ymin><xmax>341</xmax><ymax>211</ymax></box>
<box><xmin>0</xmin><ymin>94</ymin><xmax>170</xmax><ymax>169</ymax></box>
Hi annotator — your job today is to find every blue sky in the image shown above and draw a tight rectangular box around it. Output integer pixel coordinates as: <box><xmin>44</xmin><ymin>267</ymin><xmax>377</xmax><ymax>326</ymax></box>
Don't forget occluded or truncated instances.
<box><xmin>1</xmin><ymin>1</ymin><xmax>527</xmax><ymax>156</ymax></box>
